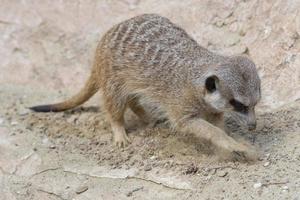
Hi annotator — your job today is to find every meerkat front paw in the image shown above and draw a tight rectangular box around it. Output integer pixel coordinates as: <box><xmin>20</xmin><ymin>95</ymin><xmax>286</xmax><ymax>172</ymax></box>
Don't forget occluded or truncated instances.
<box><xmin>114</xmin><ymin>132</ymin><xmax>131</xmax><ymax>148</ymax></box>
<box><xmin>230</xmin><ymin>144</ymin><xmax>258</xmax><ymax>162</ymax></box>
<box><xmin>216</xmin><ymin>139</ymin><xmax>258</xmax><ymax>162</ymax></box>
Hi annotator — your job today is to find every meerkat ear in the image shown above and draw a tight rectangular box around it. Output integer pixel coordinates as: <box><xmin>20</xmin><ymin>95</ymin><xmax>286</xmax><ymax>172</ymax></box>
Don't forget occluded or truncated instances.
<box><xmin>205</xmin><ymin>75</ymin><xmax>219</xmax><ymax>93</ymax></box>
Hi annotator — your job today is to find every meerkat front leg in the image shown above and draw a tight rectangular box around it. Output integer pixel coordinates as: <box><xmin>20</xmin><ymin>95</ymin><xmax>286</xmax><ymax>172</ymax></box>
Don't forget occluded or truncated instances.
<box><xmin>208</xmin><ymin>113</ymin><xmax>230</xmax><ymax>134</ymax></box>
<box><xmin>178</xmin><ymin>118</ymin><xmax>258</xmax><ymax>161</ymax></box>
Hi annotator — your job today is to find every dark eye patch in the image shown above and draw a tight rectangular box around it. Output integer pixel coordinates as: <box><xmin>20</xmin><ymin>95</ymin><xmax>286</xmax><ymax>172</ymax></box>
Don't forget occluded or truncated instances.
<box><xmin>229</xmin><ymin>99</ymin><xmax>248</xmax><ymax>113</ymax></box>
<box><xmin>205</xmin><ymin>76</ymin><xmax>217</xmax><ymax>93</ymax></box>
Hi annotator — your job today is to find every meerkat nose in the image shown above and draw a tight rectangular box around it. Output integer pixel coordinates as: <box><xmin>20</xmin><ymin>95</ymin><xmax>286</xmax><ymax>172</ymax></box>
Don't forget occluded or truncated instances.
<box><xmin>248</xmin><ymin>122</ymin><xmax>257</xmax><ymax>131</ymax></box>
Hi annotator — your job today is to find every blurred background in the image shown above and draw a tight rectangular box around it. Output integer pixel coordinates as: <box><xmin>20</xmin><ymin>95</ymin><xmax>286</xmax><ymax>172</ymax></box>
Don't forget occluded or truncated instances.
<box><xmin>0</xmin><ymin>0</ymin><xmax>299</xmax><ymax>110</ymax></box>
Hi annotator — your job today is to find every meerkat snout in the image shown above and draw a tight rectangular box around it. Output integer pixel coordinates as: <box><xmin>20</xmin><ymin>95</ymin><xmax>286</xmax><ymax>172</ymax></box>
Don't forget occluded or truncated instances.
<box><xmin>226</xmin><ymin>56</ymin><xmax>261</xmax><ymax>131</ymax></box>
<box><xmin>248</xmin><ymin>121</ymin><xmax>256</xmax><ymax>131</ymax></box>
<box><xmin>246</xmin><ymin>108</ymin><xmax>257</xmax><ymax>130</ymax></box>
<box><xmin>229</xmin><ymin>99</ymin><xmax>258</xmax><ymax>130</ymax></box>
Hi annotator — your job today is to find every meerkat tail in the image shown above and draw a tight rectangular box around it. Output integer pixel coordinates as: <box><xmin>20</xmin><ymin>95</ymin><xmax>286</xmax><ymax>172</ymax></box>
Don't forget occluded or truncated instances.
<box><xmin>30</xmin><ymin>73</ymin><xmax>99</xmax><ymax>112</ymax></box>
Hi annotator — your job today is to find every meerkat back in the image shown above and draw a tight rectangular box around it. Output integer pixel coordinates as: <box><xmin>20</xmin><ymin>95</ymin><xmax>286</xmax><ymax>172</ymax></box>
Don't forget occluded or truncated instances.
<box><xmin>100</xmin><ymin>15</ymin><xmax>214</xmax><ymax>86</ymax></box>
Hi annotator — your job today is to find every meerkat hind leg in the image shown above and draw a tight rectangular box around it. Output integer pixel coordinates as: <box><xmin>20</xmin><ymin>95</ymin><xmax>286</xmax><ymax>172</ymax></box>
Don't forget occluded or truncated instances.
<box><xmin>110</xmin><ymin>117</ymin><xmax>131</xmax><ymax>148</ymax></box>
<box><xmin>128</xmin><ymin>97</ymin><xmax>151</xmax><ymax>125</ymax></box>
<box><xmin>104</xmin><ymin>94</ymin><xmax>131</xmax><ymax>147</ymax></box>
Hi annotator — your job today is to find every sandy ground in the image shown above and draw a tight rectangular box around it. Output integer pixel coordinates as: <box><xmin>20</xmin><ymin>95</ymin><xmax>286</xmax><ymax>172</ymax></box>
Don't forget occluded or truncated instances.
<box><xmin>1</xmin><ymin>83</ymin><xmax>300</xmax><ymax>200</ymax></box>
<box><xmin>1</xmin><ymin>1</ymin><xmax>300</xmax><ymax>199</ymax></box>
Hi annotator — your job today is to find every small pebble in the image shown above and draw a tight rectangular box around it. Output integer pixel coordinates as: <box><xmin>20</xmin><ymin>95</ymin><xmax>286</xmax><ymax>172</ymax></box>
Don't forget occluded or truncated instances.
<box><xmin>253</xmin><ymin>182</ymin><xmax>262</xmax><ymax>189</ymax></box>
<box><xmin>75</xmin><ymin>186</ymin><xmax>88</xmax><ymax>194</ymax></box>
<box><xmin>150</xmin><ymin>155</ymin><xmax>157</xmax><ymax>160</ymax></box>
<box><xmin>217</xmin><ymin>170</ymin><xmax>228</xmax><ymax>177</ymax></box>
<box><xmin>144</xmin><ymin>164</ymin><xmax>152</xmax><ymax>171</ymax></box>
<box><xmin>49</xmin><ymin>145</ymin><xmax>56</xmax><ymax>149</ymax></box>
<box><xmin>282</xmin><ymin>185</ymin><xmax>289</xmax><ymax>190</ymax></box>
<box><xmin>263</xmin><ymin>161</ymin><xmax>270</xmax><ymax>167</ymax></box>
<box><xmin>11</xmin><ymin>121</ymin><xmax>18</xmax><ymax>126</ymax></box>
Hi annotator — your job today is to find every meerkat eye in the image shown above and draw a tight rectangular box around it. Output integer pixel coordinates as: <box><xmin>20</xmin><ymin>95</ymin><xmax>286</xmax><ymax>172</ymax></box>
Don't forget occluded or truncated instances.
<box><xmin>205</xmin><ymin>76</ymin><xmax>218</xmax><ymax>93</ymax></box>
<box><xmin>229</xmin><ymin>99</ymin><xmax>248</xmax><ymax>113</ymax></box>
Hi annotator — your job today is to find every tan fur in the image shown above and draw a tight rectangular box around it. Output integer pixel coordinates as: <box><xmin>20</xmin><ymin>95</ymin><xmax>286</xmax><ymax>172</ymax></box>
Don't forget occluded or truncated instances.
<box><xmin>30</xmin><ymin>14</ymin><xmax>261</xmax><ymax>162</ymax></box>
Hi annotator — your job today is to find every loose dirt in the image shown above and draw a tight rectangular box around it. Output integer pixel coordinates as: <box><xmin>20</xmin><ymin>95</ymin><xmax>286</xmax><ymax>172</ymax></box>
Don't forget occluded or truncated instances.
<box><xmin>1</xmin><ymin>85</ymin><xmax>300</xmax><ymax>199</ymax></box>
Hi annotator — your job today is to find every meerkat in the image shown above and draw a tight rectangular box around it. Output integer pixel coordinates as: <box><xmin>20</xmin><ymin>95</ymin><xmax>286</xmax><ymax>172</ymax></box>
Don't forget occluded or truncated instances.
<box><xmin>30</xmin><ymin>14</ymin><xmax>261</xmax><ymax>161</ymax></box>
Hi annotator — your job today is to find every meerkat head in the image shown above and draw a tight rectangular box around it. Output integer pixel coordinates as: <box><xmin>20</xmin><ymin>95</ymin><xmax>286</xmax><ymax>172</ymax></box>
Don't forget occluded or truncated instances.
<box><xmin>203</xmin><ymin>56</ymin><xmax>261</xmax><ymax>130</ymax></box>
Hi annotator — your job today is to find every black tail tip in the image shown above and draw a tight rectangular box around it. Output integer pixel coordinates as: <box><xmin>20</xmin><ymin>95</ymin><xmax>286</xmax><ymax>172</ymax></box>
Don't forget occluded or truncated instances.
<box><xmin>29</xmin><ymin>105</ymin><xmax>56</xmax><ymax>112</ymax></box>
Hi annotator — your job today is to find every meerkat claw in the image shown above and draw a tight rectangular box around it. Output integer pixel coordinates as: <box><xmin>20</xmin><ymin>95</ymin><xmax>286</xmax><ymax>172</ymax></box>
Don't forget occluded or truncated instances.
<box><xmin>227</xmin><ymin>145</ymin><xmax>258</xmax><ymax>162</ymax></box>
<box><xmin>114</xmin><ymin>134</ymin><xmax>131</xmax><ymax>148</ymax></box>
